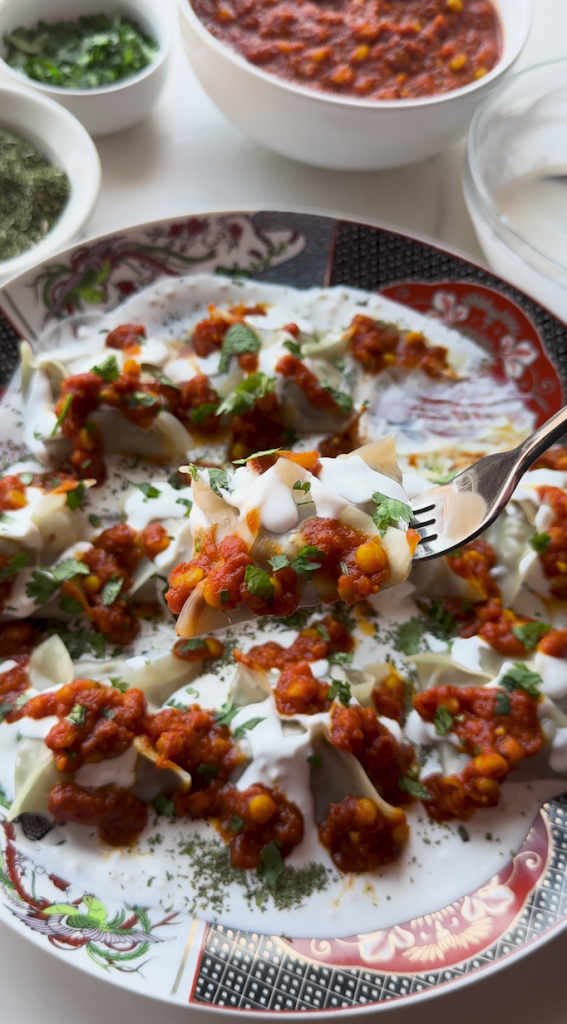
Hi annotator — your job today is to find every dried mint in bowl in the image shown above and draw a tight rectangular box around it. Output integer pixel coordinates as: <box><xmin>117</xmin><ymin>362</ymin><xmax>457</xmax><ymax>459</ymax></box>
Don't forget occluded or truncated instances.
<box><xmin>4</xmin><ymin>14</ymin><xmax>159</xmax><ymax>90</ymax></box>
<box><xmin>0</xmin><ymin>129</ymin><xmax>70</xmax><ymax>263</ymax></box>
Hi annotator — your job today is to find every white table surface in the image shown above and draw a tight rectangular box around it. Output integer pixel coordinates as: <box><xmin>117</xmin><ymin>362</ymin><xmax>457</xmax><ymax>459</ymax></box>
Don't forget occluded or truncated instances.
<box><xmin>1</xmin><ymin>0</ymin><xmax>567</xmax><ymax>1019</ymax></box>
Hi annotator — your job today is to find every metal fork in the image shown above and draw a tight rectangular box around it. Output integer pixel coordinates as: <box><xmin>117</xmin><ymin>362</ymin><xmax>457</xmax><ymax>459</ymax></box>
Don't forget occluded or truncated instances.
<box><xmin>410</xmin><ymin>404</ymin><xmax>567</xmax><ymax>560</ymax></box>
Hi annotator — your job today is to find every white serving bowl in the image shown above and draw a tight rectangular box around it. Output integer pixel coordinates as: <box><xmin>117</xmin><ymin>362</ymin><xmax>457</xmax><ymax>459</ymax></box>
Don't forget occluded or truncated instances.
<box><xmin>0</xmin><ymin>0</ymin><xmax>171</xmax><ymax>136</ymax></box>
<box><xmin>0</xmin><ymin>84</ymin><xmax>101</xmax><ymax>286</ymax></box>
<box><xmin>178</xmin><ymin>0</ymin><xmax>530</xmax><ymax>171</ymax></box>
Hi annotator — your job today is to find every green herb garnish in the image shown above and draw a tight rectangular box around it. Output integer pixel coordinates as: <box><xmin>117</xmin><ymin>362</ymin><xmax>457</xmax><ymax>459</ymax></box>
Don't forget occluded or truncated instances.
<box><xmin>327</xmin><ymin>678</ymin><xmax>351</xmax><ymax>706</ymax></box>
<box><xmin>398</xmin><ymin>777</ymin><xmax>430</xmax><ymax>799</ymax></box>
<box><xmin>257</xmin><ymin>841</ymin><xmax>285</xmax><ymax>889</ymax></box>
<box><xmin>434</xmin><ymin>705</ymin><xmax>454</xmax><ymax>736</ymax></box>
<box><xmin>218</xmin><ymin>323</ymin><xmax>260</xmax><ymax>373</ymax></box>
<box><xmin>233</xmin><ymin>717</ymin><xmax>265</xmax><ymax>738</ymax></box>
<box><xmin>0</xmin><ymin>552</ymin><xmax>29</xmax><ymax>584</ymax></box>
<box><xmin>372</xmin><ymin>491</ymin><xmax>413</xmax><ymax>536</ymax></box>
<box><xmin>66</xmin><ymin>703</ymin><xmax>87</xmax><ymax>728</ymax></box>
<box><xmin>66</xmin><ymin>482</ymin><xmax>86</xmax><ymax>510</ymax></box>
<box><xmin>216</xmin><ymin>373</ymin><xmax>276</xmax><ymax>417</ymax></box>
<box><xmin>0</xmin><ymin>128</ymin><xmax>70</xmax><ymax>262</ymax></box>
<box><xmin>92</xmin><ymin>354</ymin><xmax>120</xmax><ymax>382</ymax></box>
<box><xmin>244</xmin><ymin>565</ymin><xmax>274</xmax><ymax>602</ymax></box>
<box><xmin>5</xmin><ymin>15</ymin><xmax>159</xmax><ymax>91</ymax></box>
<box><xmin>101</xmin><ymin>578</ymin><xmax>123</xmax><ymax>607</ymax></box>
<box><xmin>531</xmin><ymin>532</ymin><xmax>551</xmax><ymax>553</ymax></box>
<box><xmin>511</xmin><ymin>621</ymin><xmax>551</xmax><ymax>650</ymax></box>
<box><xmin>499</xmin><ymin>662</ymin><xmax>542</xmax><ymax>699</ymax></box>
<box><xmin>495</xmin><ymin>692</ymin><xmax>511</xmax><ymax>716</ymax></box>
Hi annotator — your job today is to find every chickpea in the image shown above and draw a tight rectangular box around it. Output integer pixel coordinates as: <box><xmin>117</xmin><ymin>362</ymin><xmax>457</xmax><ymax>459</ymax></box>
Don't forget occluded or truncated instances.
<box><xmin>5</xmin><ymin>489</ymin><xmax>27</xmax><ymax>508</ymax></box>
<box><xmin>355</xmin><ymin>798</ymin><xmax>378</xmax><ymax>826</ymax></box>
<box><xmin>352</xmin><ymin>45</ymin><xmax>370</xmax><ymax>62</ymax></box>
<box><xmin>355</xmin><ymin>539</ymin><xmax>388</xmax><ymax>575</ymax></box>
<box><xmin>497</xmin><ymin>735</ymin><xmax>524</xmax><ymax>766</ymax></box>
<box><xmin>248</xmin><ymin>793</ymin><xmax>277</xmax><ymax>824</ymax></box>
<box><xmin>475</xmin><ymin>777</ymin><xmax>500</xmax><ymax>798</ymax></box>
<box><xmin>205</xmin><ymin>637</ymin><xmax>224</xmax><ymax>658</ymax></box>
<box><xmin>446</xmin><ymin>0</ymin><xmax>463</xmax><ymax>10</ymax></box>
<box><xmin>471</xmin><ymin>752</ymin><xmax>508</xmax><ymax>779</ymax></box>
<box><xmin>270</xmin><ymin>576</ymin><xmax>283</xmax><ymax>601</ymax></box>
<box><xmin>449</xmin><ymin>54</ymin><xmax>467</xmax><ymax>71</ymax></box>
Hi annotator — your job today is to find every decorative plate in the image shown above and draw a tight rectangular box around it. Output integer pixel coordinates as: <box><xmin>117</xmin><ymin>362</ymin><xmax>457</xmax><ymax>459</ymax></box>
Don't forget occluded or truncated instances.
<box><xmin>1</xmin><ymin>210</ymin><xmax>566</xmax><ymax>1018</ymax></box>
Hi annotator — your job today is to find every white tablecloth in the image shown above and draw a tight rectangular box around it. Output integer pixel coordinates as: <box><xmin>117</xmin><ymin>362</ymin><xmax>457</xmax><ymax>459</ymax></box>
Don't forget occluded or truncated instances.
<box><xmin>1</xmin><ymin>0</ymin><xmax>566</xmax><ymax>1019</ymax></box>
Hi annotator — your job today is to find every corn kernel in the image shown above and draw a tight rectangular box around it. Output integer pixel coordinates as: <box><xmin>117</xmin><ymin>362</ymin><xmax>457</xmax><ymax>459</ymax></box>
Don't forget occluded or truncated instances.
<box><xmin>123</xmin><ymin>358</ymin><xmax>139</xmax><ymax>376</ymax></box>
<box><xmin>475</xmin><ymin>777</ymin><xmax>500</xmax><ymax>797</ymax></box>
<box><xmin>355</xmin><ymin>798</ymin><xmax>378</xmax><ymax>825</ymax></box>
<box><xmin>84</xmin><ymin>575</ymin><xmax>102</xmax><ymax>595</ymax></box>
<box><xmin>557</xmin><ymin>561</ymin><xmax>567</xmax><ymax>573</ymax></box>
<box><xmin>248</xmin><ymin>793</ymin><xmax>277</xmax><ymax>824</ymax></box>
<box><xmin>392</xmin><ymin>822</ymin><xmax>409</xmax><ymax>845</ymax></box>
<box><xmin>383</xmin><ymin>352</ymin><xmax>397</xmax><ymax>366</ymax></box>
<box><xmin>494</xmin><ymin>726</ymin><xmax>506</xmax><ymax>737</ymax></box>
<box><xmin>474</xmin><ymin>66</ymin><xmax>488</xmax><ymax>79</ymax></box>
<box><xmin>446</xmin><ymin>0</ymin><xmax>463</xmax><ymax>11</ymax></box>
<box><xmin>449</xmin><ymin>54</ymin><xmax>467</xmax><ymax>71</ymax></box>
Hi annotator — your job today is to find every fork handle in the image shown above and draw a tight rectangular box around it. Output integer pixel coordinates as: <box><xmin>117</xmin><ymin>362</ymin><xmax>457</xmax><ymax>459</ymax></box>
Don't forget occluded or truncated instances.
<box><xmin>515</xmin><ymin>403</ymin><xmax>567</xmax><ymax>475</ymax></box>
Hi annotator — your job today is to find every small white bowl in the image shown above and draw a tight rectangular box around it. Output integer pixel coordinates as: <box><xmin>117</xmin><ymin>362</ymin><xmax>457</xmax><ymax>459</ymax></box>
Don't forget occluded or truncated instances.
<box><xmin>178</xmin><ymin>0</ymin><xmax>530</xmax><ymax>171</ymax></box>
<box><xmin>0</xmin><ymin>84</ymin><xmax>101</xmax><ymax>286</ymax></box>
<box><xmin>0</xmin><ymin>0</ymin><xmax>171</xmax><ymax>136</ymax></box>
<box><xmin>464</xmin><ymin>59</ymin><xmax>567</xmax><ymax>324</ymax></box>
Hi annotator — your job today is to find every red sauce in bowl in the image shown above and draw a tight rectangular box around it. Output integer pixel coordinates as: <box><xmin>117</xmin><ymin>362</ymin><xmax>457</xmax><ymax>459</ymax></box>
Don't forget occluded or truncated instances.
<box><xmin>191</xmin><ymin>0</ymin><xmax>501</xmax><ymax>100</ymax></box>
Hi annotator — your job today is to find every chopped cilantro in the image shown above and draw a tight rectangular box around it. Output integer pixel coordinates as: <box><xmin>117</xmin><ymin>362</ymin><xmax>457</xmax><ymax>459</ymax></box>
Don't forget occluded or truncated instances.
<box><xmin>316</xmin><ymin>623</ymin><xmax>331</xmax><ymax>643</ymax></box>
<box><xmin>244</xmin><ymin>565</ymin><xmax>274</xmax><ymax>602</ymax></box>
<box><xmin>215</xmin><ymin>700</ymin><xmax>240</xmax><ymax>727</ymax></box>
<box><xmin>50</xmin><ymin>394</ymin><xmax>72</xmax><ymax>437</ymax></box>
<box><xmin>26</xmin><ymin>558</ymin><xmax>89</xmax><ymax>606</ymax></box>
<box><xmin>434</xmin><ymin>705</ymin><xmax>454</xmax><ymax>736</ymax></box>
<box><xmin>136</xmin><ymin>481</ymin><xmax>160</xmax><ymax>499</ymax></box>
<box><xmin>372</xmin><ymin>491</ymin><xmax>413</xmax><ymax>536</ymax></box>
<box><xmin>218</xmin><ymin>323</ymin><xmax>260</xmax><ymax>373</ymax></box>
<box><xmin>66</xmin><ymin>482</ymin><xmax>86</xmax><ymax>510</ymax></box>
<box><xmin>176</xmin><ymin>497</ymin><xmax>192</xmax><ymax>516</ymax></box>
<box><xmin>152</xmin><ymin>371</ymin><xmax>180</xmax><ymax>390</ymax></box>
<box><xmin>130</xmin><ymin>391</ymin><xmax>159</xmax><ymax>408</ymax></box>
<box><xmin>216</xmin><ymin>372</ymin><xmax>276</xmax><ymax>417</ymax></box>
<box><xmin>207</xmin><ymin>468</ymin><xmax>231</xmax><ymax>497</ymax></box>
<box><xmin>458</xmin><ymin>825</ymin><xmax>470</xmax><ymax>842</ymax></box>
<box><xmin>220</xmin><ymin>589</ymin><xmax>230</xmax><ymax>605</ymax></box>
<box><xmin>257</xmin><ymin>841</ymin><xmax>285</xmax><ymax>889</ymax></box>
<box><xmin>393</xmin><ymin>617</ymin><xmax>424</xmax><ymax>655</ymax></box>
<box><xmin>233</xmin><ymin>447</ymin><xmax>283</xmax><ymax>465</ymax></box>
<box><xmin>153</xmin><ymin>794</ymin><xmax>175</xmax><ymax>817</ymax></box>
<box><xmin>333</xmin><ymin>356</ymin><xmax>346</xmax><ymax>371</ymax></box>
<box><xmin>499</xmin><ymin>662</ymin><xmax>542</xmax><ymax>699</ymax></box>
<box><xmin>495</xmin><ymin>691</ymin><xmax>511</xmax><ymax>716</ymax></box>
<box><xmin>190</xmin><ymin>403</ymin><xmax>218</xmax><ymax>425</ymax></box>
<box><xmin>233</xmin><ymin>717</ymin><xmax>265</xmax><ymax>738</ymax></box>
<box><xmin>88</xmin><ymin>513</ymin><xmax>101</xmax><ymax>528</ymax></box>
<box><xmin>283</xmin><ymin>340</ymin><xmax>302</xmax><ymax>358</ymax></box>
<box><xmin>179</xmin><ymin>638</ymin><xmax>207</xmax><ymax>653</ymax></box>
<box><xmin>0</xmin><ymin>552</ymin><xmax>29</xmax><ymax>583</ymax></box>
<box><xmin>511</xmin><ymin>621</ymin><xmax>551</xmax><ymax>650</ymax></box>
<box><xmin>327</xmin><ymin>678</ymin><xmax>351</xmax><ymax>706</ymax></box>
<box><xmin>101</xmin><ymin>578</ymin><xmax>123</xmax><ymax>606</ymax></box>
<box><xmin>398</xmin><ymin>777</ymin><xmax>430</xmax><ymax>799</ymax></box>
<box><xmin>196</xmin><ymin>763</ymin><xmax>220</xmax><ymax>782</ymax></box>
<box><xmin>328</xmin><ymin>651</ymin><xmax>353</xmax><ymax>664</ymax></box>
<box><xmin>19</xmin><ymin>472</ymin><xmax>33</xmax><ymax>486</ymax></box>
<box><xmin>168</xmin><ymin>471</ymin><xmax>186</xmax><ymax>490</ymax></box>
<box><xmin>99</xmin><ymin>707</ymin><xmax>115</xmax><ymax>720</ymax></box>
<box><xmin>92</xmin><ymin>354</ymin><xmax>119</xmax><ymax>382</ymax></box>
<box><xmin>230</xmin><ymin>815</ymin><xmax>244</xmax><ymax>831</ymax></box>
<box><xmin>110</xmin><ymin>677</ymin><xmax>128</xmax><ymax>693</ymax></box>
<box><xmin>321</xmin><ymin>385</ymin><xmax>353</xmax><ymax>414</ymax></box>
<box><xmin>531</xmin><ymin>532</ymin><xmax>551</xmax><ymax>553</ymax></box>
<box><xmin>66</xmin><ymin>703</ymin><xmax>87</xmax><ymax>728</ymax></box>
<box><xmin>268</xmin><ymin>554</ymin><xmax>289</xmax><ymax>573</ymax></box>
<box><xmin>307</xmin><ymin>754</ymin><xmax>322</xmax><ymax>768</ymax></box>
<box><xmin>59</xmin><ymin>595</ymin><xmax>85</xmax><ymax>615</ymax></box>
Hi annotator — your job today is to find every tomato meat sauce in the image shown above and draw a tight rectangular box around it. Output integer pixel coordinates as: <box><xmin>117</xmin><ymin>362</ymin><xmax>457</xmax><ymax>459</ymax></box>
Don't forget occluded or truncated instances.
<box><xmin>48</xmin><ymin>782</ymin><xmax>148</xmax><ymax>846</ymax></box>
<box><xmin>414</xmin><ymin>684</ymin><xmax>543</xmax><ymax>820</ymax></box>
<box><xmin>319</xmin><ymin>794</ymin><xmax>408</xmax><ymax>872</ymax></box>
<box><xmin>191</xmin><ymin>0</ymin><xmax>500</xmax><ymax>101</ymax></box>
<box><xmin>218</xmin><ymin>783</ymin><xmax>304</xmax><ymax>869</ymax></box>
<box><xmin>234</xmin><ymin>614</ymin><xmax>353</xmax><ymax>671</ymax></box>
<box><xmin>330</xmin><ymin>703</ymin><xmax>414</xmax><ymax>805</ymax></box>
<box><xmin>347</xmin><ymin>315</ymin><xmax>452</xmax><ymax>378</ymax></box>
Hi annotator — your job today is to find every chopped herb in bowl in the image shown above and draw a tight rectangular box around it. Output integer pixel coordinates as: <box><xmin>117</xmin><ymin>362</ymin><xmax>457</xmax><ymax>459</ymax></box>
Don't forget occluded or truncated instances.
<box><xmin>4</xmin><ymin>14</ymin><xmax>159</xmax><ymax>90</ymax></box>
<box><xmin>0</xmin><ymin>128</ymin><xmax>70</xmax><ymax>262</ymax></box>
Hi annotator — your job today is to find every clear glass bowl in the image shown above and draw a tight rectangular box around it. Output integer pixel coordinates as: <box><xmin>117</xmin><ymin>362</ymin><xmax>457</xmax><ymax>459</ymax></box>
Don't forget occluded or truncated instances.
<box><xmin>464</xmin><ymin>59</ymin><xmax>567</xmax><ymax>324</ymax></box>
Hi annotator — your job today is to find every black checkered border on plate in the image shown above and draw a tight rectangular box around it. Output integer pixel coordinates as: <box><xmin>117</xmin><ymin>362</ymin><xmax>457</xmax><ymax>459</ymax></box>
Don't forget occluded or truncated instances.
<box><xmin>329</xmin><ymin>221</ymin><xmax>567</xmax><ymax>391</ymax></box>
<box><xmin>191</xmin><ymin>797</ymin><xmax>567</xmax><ymax>1013</ymax></box>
